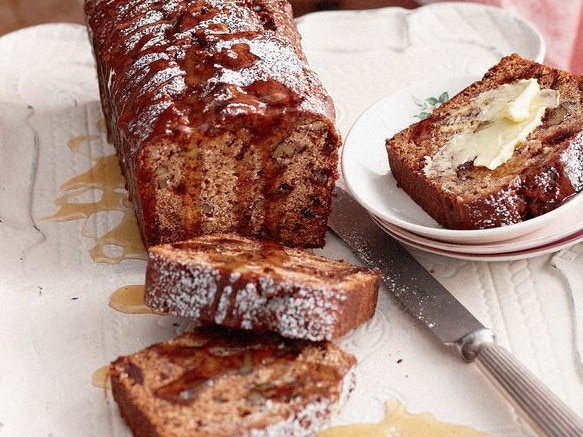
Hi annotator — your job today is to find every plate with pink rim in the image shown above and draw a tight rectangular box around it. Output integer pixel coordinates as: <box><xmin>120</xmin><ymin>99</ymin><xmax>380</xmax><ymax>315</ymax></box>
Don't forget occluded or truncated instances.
<box><xmin>342</xmin><ymin>75</ymin><xmax>583</xmax><ymax>246</ymax></box>
<box><xmin>371</xmin><ymin>213</ymin><xmax>583</xmax><ymax>261</ymax></box>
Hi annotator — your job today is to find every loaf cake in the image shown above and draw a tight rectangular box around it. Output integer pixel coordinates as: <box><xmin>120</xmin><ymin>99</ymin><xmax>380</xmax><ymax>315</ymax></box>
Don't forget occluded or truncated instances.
<box><xmin>109</xmin><ymin>325</ymin><xmax>357</xmax><ymax>437</ymax></box>
<box><xmin>84</xmin><ymin>0</ymin><xmax>341</xmax><ymax>248</ymax></box>
<box><xmin>386</xmin><ymin>53</ymin><xmax>583</xmax><ymax>230</ymax></box>
<box><xmin>144</xmin><ymin>233</ymin><xmax>380</xmax><ymax>341</ymax></box>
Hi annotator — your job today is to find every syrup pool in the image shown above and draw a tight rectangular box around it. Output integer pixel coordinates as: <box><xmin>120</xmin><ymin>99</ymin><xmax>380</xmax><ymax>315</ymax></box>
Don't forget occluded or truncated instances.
<box><xmin>91</xmin><ymin>365</ymin><xmax>111</xmax><ymax>389</ymax></box>
<box><xmin>44</xmin><ymin>134</ymin><xmax>146</xmax><ymax>264</ymax></box>
<box><xmin>109</xmin><ymin>284</ymin><xmax>156</xmax><ymax>315</ymax></box>
<box><xmin>318</xmin><ymin>400</ymin><xmax>489</xmax><ymax>437</ymax></box>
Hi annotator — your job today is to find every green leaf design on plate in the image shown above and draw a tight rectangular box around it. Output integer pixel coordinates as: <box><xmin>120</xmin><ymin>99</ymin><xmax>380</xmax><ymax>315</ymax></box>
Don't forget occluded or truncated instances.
<box><xmin>413</xmin><ymin>91</ymin><xmax>450</xmax><ymax>120</ymax></box>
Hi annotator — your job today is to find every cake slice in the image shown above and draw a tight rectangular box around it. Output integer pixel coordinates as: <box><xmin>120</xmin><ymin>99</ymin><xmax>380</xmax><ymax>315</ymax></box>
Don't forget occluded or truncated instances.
<box><xmin>109</xmin><ymin>325</ymin><xmax>357</xmax><ymax>437</ymax></box>
<box><xmin>386</xmin><ymin>53</ymin><xmax>583</xmax><ymax>230</ymax></box>
<box><xmin>144</xmin><ymin>233</ymin><xmax>380</xmax><ymax>341</ymax></box>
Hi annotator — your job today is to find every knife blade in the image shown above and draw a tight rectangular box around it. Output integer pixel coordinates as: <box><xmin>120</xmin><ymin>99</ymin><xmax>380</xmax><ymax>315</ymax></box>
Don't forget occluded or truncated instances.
<box><xmin>329</xmin><ymin>186</ymin><xmax>583</xmax><ymax>437</ymax></box>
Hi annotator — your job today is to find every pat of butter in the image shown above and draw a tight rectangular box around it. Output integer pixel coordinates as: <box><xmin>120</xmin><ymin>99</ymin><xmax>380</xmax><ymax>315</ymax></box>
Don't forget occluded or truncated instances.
<box><xmin>425</xmin><ymin>79</ymin><xmax>559</xmax><ymax>175</ymax></box>
<box><xmin>505</xmin><ymin>78</ymin><xmax>542</xmax><ymax>122</ymax></box>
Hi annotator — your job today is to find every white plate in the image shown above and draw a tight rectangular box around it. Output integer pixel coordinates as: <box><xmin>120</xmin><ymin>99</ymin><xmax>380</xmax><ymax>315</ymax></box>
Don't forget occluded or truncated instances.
<box><xmin>373</xmin><ymin>215</ymin><xmax>583</xmax><ymax>261</ymax></box>
<box><xmin>378</xmin><ymin>222</ymin><xmax>583</xmax><ymax>261</ymax></box>
<box><xmin>297</xmin><ymin>1</ymin><xmax>545</xmax><ymax>138</ymax></box>
<box><xmin>342</xmin><ymin>76</ymin><xmax>583</xmax><ymax>245</ymax></box>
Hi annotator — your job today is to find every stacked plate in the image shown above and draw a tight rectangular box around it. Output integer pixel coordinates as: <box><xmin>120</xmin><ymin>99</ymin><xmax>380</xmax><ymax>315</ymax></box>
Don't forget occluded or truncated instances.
<box><xmin>342</xmin><ymin>77</ymin><xmax>583</xmax><ymax>261</ymax></box>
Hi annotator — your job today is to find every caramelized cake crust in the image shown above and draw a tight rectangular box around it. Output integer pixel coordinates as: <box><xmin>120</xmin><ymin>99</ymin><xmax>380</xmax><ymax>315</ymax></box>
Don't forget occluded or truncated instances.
<box><xmin>85</xmin><ymin>0</ymin><xmax>341</xmax><ymax>247</ymax></box>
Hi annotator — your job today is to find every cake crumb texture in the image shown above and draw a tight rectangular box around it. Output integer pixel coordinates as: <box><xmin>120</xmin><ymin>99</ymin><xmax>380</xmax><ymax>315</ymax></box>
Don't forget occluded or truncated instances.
<box><xmin>144</xmin><ymin>233</ymin><xmax>380</xmax><ymax>341</ymax></box>
<box><xmin>109</xmin><ymin>325</ymin><xmax>357</xmax><ymax>437</ymax></box>
<box><xmin>386</xmin><ymin>53</ymin><xmax>583</xmax><ymax>230</ymax></box>
<box><xmin>84</xmin><ymin>0</ymin><xmax>341</xmax><ymax>247</ymax></box>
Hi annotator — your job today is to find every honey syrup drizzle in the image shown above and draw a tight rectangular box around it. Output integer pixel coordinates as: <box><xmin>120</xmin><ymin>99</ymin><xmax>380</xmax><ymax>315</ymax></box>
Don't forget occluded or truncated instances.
<box><xmin>44</xmin><ymin>134</ymin><xmax>146</xmax><ymax>264</ymax></box>
<box><xmin>92</xmin><ymin>365</ymin><xmax>111</xmax><ymax>389</ymax></box>
<box><xmin>65</xmin><ymin>133</ymin><xmax>150</xmax><ymax>390</ymax></box>
<box><xmin>66</xmin><ymin>129</ymin><xmax>487</xmax><ymax>432</ymax></box>
<box><xmin>109</xmin><ymin>284</ymin><xmax>155</xmax><ymax>315</ymax></box>
<box><xmin>318</xmin><ymin>400</ymin><xmax>490</xmax><ymax>437</ymax></box>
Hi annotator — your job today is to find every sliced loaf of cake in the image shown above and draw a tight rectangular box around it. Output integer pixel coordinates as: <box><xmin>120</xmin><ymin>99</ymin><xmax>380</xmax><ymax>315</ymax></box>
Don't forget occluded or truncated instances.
<box><xmin>386</xmin><ymin>53</ymin><xmax>583</xmax><ymax>230</ymax></box>
<box><xmin>84</xmin><ymin>0</ymin><xmax>341</xmax><ymax>248</ymax></box>
<box><xmin>144</xmin><ymin>233</ymin><xmax>380</xmax><ymax>341</ymax></box>
<box><xmin>109</xmin><ymin>325</ymin><xmax>357</xmax><ymax>437</ymax></box>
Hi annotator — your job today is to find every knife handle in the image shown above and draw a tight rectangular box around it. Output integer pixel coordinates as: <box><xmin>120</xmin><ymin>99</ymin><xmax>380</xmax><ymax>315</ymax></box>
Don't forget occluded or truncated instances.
<box><xmin>475</xmin><ymin>342</ymin><xmax>583</xmax><ymax>437</ymax></box>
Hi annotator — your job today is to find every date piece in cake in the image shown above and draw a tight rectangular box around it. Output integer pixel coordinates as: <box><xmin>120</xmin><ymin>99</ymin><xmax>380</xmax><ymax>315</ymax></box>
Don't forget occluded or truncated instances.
<box><xmin>144</xmin><ymin>233</ymin><xmax>380</xmax><ymax>341</ymax></box>
<box><xmin>84</xmin><ymin>0</ymin><xmax>341</xmax><ymax>248</ymax></box>
<box><xmin>109</xmin><ymin>325</ymin><xmax>357</xmax><ymax>437</ymax></box>
<box><xmin>386</xmin><ymin>54</ymin><xmax>583</xmax><ymax>230</ymax></box>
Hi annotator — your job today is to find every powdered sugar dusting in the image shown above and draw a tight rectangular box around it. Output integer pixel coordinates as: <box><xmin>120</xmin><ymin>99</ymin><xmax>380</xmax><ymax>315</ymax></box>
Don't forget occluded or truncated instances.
<box><xmin>561</xmin><ymin>131</ymin><xmax>583</xmax><ymax>191</ymax></box>
<box><xmin>214</xmin><ymin>284</ymin><xmax>232</xmax><ymax>324</ymax></box>
<box><xmin>144</xmin><ymin>236</ymin><xmax>377</xmax><ymax>341</ymax></box>
<box><xmin>477</xmin><ymin>185</ymin><xmax>522</xmax><ymax>228</ymax></box>
<box><xmin>145</xmin><ymin>253</ymin><xmax>220</xmax><ymax>321</ymax></box>
<box><xmin>234</xmin><ymin>282</ymin><xmax>266</xmax><ymax>330</ymax></box>
<box><xmin>85</xmin><ymin>0</ymin><xmax>335</xmax><ymax>152</ymax></box>
<box><xmin>268</xmin><ymin>284</ymin><xmax>347</xmax><ymax>341</ymax></box>
<box><xmin>148</xmin><ymin>257</ymin><xmax>350</xmax><ymax>340</ymax></box>
<box><xmin>249</xmin><ymin>398</ymin><xmax>335</xmax><ymax>437</ymax></box>
<box><xmin>248</xmin><ymin>365</ymin><xmax>356</xmax><ymax>437</ymax></box>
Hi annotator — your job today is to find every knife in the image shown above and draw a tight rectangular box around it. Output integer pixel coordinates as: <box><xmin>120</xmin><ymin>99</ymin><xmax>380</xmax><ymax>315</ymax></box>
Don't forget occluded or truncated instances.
<box><xmin>328</xmin><ymin>186</ymin><xmax>583</xmax><ymax>437</ymax></box>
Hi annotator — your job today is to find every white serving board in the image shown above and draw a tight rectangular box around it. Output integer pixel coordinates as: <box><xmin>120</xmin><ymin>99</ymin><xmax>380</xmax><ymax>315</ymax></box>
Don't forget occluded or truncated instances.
<box><xmin>0</xmin><ymin>4</ymin><xmax>580</xmax><ymax>436</ymax></box>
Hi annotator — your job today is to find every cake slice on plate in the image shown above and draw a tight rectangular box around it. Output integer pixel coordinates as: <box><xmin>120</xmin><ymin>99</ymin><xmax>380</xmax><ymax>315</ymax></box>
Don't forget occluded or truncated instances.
<box><xmin>386</xmin><ymin>53</ymin><xmax>583</xmax><ymax>230</ymax></box>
